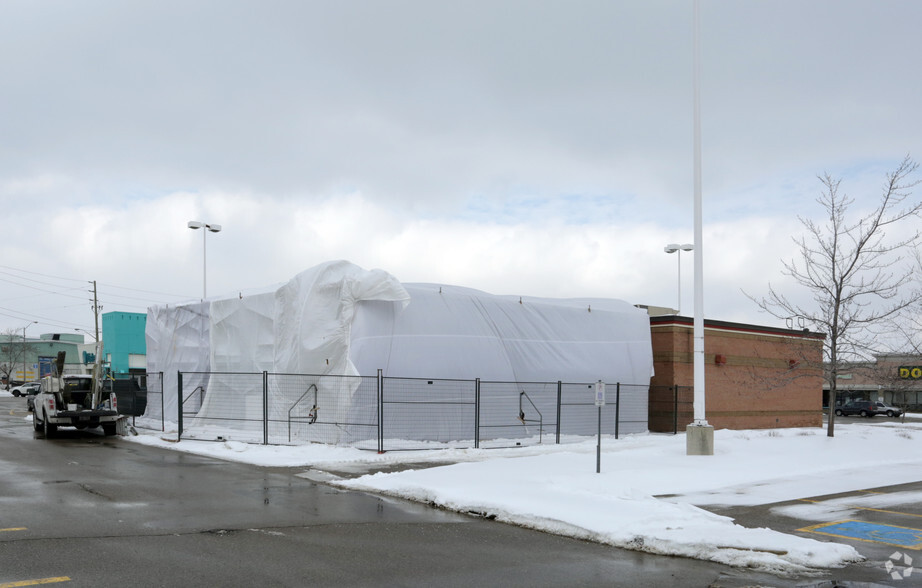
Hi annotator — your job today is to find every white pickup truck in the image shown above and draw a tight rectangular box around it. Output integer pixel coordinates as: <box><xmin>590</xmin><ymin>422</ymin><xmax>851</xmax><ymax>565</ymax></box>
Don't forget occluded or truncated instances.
<box><xmin>33</xmin><ymin>373</ymin><xmax>120</xmax><ymax>437</ymax></box>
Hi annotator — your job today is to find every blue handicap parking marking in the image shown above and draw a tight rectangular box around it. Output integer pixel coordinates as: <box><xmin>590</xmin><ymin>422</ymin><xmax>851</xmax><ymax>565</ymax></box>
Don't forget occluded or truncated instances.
<box><xmin>802</xmin><ymin>520</ymin><xmax>922</xmax><ymax>549</ymax></box>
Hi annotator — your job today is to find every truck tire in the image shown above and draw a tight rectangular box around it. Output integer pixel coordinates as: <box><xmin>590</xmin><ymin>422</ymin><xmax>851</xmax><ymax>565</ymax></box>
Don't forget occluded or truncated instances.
<box><xmin>43</xmin><ymin>412</ymin><xmax>57</xmax><ymax>438</ymax></box>
<box><xmin>102</xmin><ymin>422</ymin><xmax>117</xmax><ymax>436</ymax></box>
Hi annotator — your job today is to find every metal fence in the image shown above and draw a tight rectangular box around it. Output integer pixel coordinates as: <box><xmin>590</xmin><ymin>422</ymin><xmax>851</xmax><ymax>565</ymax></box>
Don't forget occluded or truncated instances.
<box><xmin>131</xmin><ymin>371</ymin><xmax>165</xmax><ymax>433</ymax></box>
<box><xmin>148</xmin><ymin>371</ymin><xmax>648</xmax><ymax>450</ymax></box>
<box><xmin>648</xmin><ymin>385</ymin><xmax>695</xmax><ymax>434</ymax></box>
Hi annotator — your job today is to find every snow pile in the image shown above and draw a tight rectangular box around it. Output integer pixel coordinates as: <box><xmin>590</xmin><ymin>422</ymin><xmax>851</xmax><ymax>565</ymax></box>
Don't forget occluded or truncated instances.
<box><xmin>123</xmin><ymin>421</ymin><xmax>922</xmax><ymax>575</ymax></box>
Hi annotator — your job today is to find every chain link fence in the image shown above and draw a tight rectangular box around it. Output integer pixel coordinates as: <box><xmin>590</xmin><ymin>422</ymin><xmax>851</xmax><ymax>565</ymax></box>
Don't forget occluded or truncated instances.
<box><xmin>140</xmin><ymin>371</ymin><xmax>649</xmax><ymax>450</ymax></box>
<box><xmin>648</xmin><ymin>385</ymin><xmax>695</xmax><ymax>434</ymax></box>
<box><xmin>132</xmin><ymin>371</ymin><xmax>164</xmax><ymax>433</ymax></box>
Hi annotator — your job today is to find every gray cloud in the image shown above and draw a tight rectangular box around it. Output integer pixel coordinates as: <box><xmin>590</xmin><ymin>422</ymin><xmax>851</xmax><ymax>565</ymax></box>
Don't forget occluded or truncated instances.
<box><xmin>1</xmin><ymin>0</ymin><xmax>920</xmax><ymax>333</ymax></box>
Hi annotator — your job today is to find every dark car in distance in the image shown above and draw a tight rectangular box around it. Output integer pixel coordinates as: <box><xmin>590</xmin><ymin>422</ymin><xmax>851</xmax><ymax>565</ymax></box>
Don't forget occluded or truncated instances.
<box><xmin>835</xmin><ymin>400</ymin><xmax>878</xmax><ymax>418</ymax></box>
<box><xmin>24</xmin><ymin>382</ymin><xmax>42</xmax><ymax>412</ymax></box>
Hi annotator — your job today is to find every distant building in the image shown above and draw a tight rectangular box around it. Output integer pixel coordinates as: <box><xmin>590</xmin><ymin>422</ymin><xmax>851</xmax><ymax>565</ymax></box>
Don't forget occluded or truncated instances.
<box><xmin>1</xmin><ymin>332</ymin><xmax>94</xmax><ymax>385</ymax></box>
<box><xmin>824</xmin><ymin>353</ymin><xmax>922</xmax><ymax>410</ymax></box>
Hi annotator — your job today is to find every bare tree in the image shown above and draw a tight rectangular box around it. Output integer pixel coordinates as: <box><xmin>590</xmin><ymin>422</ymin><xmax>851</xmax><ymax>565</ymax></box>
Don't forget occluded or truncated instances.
<box><xmin>1</xmin><ymin>328</ymin><xmax>29</xmax><ymax>387</ymax></box>
<box><xmin>749</xmin><ymin>156</ymin><xmax>922</xmax><ymax>437</ymax></box>
<box><xmin>890</xmin><ymin>247</ymin><xmax>922</xmax><ymax>355</ymax></box>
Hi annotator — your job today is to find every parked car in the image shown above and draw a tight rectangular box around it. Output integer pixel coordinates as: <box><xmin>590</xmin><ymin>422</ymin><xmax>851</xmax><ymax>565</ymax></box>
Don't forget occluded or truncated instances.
<box><xmin>834</xmin><ymin>400</ymin><xmax>878</xmax><ymax>418</ymax></box>
<box><xmin>10</xmin><ymin>382</ymin><xmax>41</xmax><ymax>397</ymax></box>
<box><xmin>875</xmin><ymin>401</ymin><xmax>903</xmax><ymax>418</ymax></box>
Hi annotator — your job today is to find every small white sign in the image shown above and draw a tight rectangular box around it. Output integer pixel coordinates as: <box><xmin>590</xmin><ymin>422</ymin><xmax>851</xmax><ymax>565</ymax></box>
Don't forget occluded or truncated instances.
<box><xmin>594</xmin><ymin>381</ymin><xmax>605</xmax><ymax>407</ymax></box>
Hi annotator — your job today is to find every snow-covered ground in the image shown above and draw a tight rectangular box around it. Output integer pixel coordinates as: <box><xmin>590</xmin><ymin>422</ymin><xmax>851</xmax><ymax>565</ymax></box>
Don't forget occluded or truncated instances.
<box><xmin>7</xmin><ymin>386</ymin><xmax>920</xmax><ymax>576</ymax></box>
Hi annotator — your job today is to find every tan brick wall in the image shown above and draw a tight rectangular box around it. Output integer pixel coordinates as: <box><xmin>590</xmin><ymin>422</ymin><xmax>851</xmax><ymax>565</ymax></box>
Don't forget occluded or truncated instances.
<box><xmin>649</xmin><ymin>320</ymin><xmax>824</xmax><ymax>431</ymax></box>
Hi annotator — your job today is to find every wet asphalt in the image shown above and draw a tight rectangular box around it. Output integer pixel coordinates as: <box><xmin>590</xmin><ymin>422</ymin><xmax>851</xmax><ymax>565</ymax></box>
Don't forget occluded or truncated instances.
<box><xmin>1</xmin><ymin>395</ymin><xmax>918</xmax><ymax>587</ymax></box>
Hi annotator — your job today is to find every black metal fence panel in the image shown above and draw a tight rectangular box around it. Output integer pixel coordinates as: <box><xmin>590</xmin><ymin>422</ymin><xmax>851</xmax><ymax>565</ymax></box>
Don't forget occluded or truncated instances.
<box><xmin>132</xmin><ymin>371</ymin><xmax>164</xmax><ymax>433</ymax></box>
<box><xmin>278</xmin><ymin>372</ymin><xmax>378</xmax><ymax>446</ymax></box>
<box><xmin>648</xmin><ymin>385</ymin><xmax>694</xmax><ymax>434</ymax></box>
<box><xmin>378</xmin><ymin>377</ymin><xmax>477</xmax><ymax>450</ymax></box>
<box><xmin>477</xmin><ymin>380</ymin><xmax>558</xmax><ymax>448</ymax></box>
<box><xmin>168</xmin><ymin>371</ymin><xmax>650</xmax><ymax>450</ymax></box>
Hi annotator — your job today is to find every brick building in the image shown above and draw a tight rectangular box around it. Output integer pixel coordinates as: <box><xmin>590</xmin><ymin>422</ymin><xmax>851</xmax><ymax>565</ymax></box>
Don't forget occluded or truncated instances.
<box><xmin>648</xmin><ymin>315</ymin><xmax>825</xmax><ymax>431</ymax></box>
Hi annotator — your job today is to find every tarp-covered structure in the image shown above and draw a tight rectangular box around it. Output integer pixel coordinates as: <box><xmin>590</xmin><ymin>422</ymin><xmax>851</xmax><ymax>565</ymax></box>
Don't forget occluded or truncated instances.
<box><xmin>144</xmin><ymin>260</ymin><xmax>653</xmax><ymax>444</ymax></box>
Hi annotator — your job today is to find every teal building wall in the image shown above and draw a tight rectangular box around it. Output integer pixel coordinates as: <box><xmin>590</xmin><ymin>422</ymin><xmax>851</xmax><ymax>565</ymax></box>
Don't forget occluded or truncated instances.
<box><xmin>102</xmin><ymin>312</ymin><xmax>147</xmax><ymax>376</ymax></box>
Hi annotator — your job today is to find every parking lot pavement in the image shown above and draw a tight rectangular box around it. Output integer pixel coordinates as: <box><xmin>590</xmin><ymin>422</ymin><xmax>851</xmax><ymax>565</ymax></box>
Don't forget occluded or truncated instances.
<box><xmin>0</xmin><ymin>397</ymin><xmax>800</xmax><ymax>588</ymax></box>
<box><xmin>707</xmin><ymin>480</ymin><xmax>922</xmax><ymax>586</ymax></box>
<box><xmin>4</xmin><ymin>394</ymin><xmax>918</xmax><ymax>587</ymax></box>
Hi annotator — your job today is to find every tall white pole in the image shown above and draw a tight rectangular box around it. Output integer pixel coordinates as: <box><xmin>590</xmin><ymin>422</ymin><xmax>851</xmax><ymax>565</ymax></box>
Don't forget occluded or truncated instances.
<box><xmin>202</xmin><ymin>227</ymin><xmax>207</xmax><ymax>299</ymax></box>
<box><xmin>692</xmin><ymin>0</ymin><xmax>707</xmax><ymax>426</ymax></box>
<box><xmin>189</xmin><ymin>221</ymin><xmax>221</xmax><ymax>300</ymax></box>
<box><xmin>21</xmin><ymin>321</ymin><xmax>35</xmax><ymax>382</ymax></box>
<box><xmin>22</xmin><ymin>325</ymin><xmax>28</xmax><ymax>383</ymax></box>
<box><xmin>677</xmin><ymin>250</ymin><xmax>682</xmax><ymax>314</ymax></box>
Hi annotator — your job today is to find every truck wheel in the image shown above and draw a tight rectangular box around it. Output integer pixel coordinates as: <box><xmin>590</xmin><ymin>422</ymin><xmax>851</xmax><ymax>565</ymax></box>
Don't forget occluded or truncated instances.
<box><xmin>43</xmin><ymin>412</ymin><xmax>57</xmax><ymax>438</ymax></box>
<box><xmin>102</xmin><ymin>423</ymin><xmax>117</xmax><ymax>436</ymax></box>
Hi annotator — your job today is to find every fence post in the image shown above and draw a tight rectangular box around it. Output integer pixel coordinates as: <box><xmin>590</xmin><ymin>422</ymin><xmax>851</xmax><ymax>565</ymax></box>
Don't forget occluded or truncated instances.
<box><xmin>177</xmin><ymin>371</ymin><xmax>183</xmax><ymax>441</ymax></box>
<box><xmin>556</xmin><ymin>381</ymin><xmax>562</xmax><ymax>444</ymax></box>
<box><xmin>474</xmin><ymin>378</ymin><xmax>480</xmax><ymax>449</ymax></box>
<box><xmin>596</xmin><ymin>404</ymin><xmax>602</xmax><ymax>473</ymax></box>
<box><xmin>159</xmin><ymin>371</ymin><xmax>165</xmax><ymax>432</ymax></box>
<box><xmin>615</xmin><ymin>382</ymin><xmax>621</xmax><ymax>439</ymax></box>
<box><xmin>377</xmin><ymin>369</ymin><xmax>384</xmax><ymax>454</ymax></box>
<box><xmin>263</xmin><ymin>371</ymin><xmax>269</xmax><ymax>445</ymax></box>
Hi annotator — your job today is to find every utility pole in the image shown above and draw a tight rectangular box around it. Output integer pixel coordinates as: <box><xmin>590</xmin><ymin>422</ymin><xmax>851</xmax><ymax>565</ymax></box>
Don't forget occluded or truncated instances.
<box><xmin>90</xmin><ymin>280</ymin><xmax>102</xmax><ymax>342</ymax></box>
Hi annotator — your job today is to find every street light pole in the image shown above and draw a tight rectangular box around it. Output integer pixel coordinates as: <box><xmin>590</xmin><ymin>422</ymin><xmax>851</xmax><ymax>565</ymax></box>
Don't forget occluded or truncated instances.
<box><xmin>74</xmin><ymin>328</ymin><xmax>97</xmax><ymax>341</ymax></box>
<box><xmin>692</xmin><ymin>0</ymin><xmax>706</xmax><ymax>428</ymax></box>
<box><xmin>188</xmin><ymin>221</ymin><xmax>222</xmax><ymax>299</ymax></box>
<box><xmin>21</xmin><ymin>321</ymin><xmax>36</xmax><ymax>383</ymax></box>
<box><xmin>686</xmin><ymin>0</ymin><xmax>713</xmax><ymax>455</ymax></box>
<box><xmin>664</xmin><ymin>244</ymin><xmax>694</xmax><ymax>314</ymax></box>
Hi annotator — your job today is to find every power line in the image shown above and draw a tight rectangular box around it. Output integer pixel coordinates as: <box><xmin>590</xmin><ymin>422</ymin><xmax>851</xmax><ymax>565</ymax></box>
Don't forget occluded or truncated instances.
<box><xmin>0</xmin><ymin>306</ymin><xmax>93</xmax><ymax>333</ymax></box>
<box><xmin>0</xmin><ymin>264</ymin><xmax>190</xmax><ymax>301</ymax></box>
<box><xmin>0</xmin><ymin>264</ymin><xmax>87</xmax><ymax>284</ymax></box>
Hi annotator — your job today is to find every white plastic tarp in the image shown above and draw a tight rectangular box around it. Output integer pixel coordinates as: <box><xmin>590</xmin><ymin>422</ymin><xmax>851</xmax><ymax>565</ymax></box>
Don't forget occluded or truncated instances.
<box><xmin>144</xmin><ymin>261</ymin><xmax>654</xmax><ymax>442</ymax></box>
<box><xmin>350</xmin><ymin>284</ymin><xmax>652</xmax><ymax>384</ymax></box>
<box><xmin>144</xmin><ymin>261</ymin><xmax>409</xmax><ymax>431</ymax></box>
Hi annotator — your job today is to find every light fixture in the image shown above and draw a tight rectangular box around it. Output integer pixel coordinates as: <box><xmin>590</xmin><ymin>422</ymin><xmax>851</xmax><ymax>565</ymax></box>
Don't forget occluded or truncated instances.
<box><xmin>664</xmin><ymin>243</ymin><xmax>694</xmax><ymax>313</ymax></box>
<box><xmin>188</xmin><ymin>221</ymin><xmax>222</xmax><ymax>299</ymax></box>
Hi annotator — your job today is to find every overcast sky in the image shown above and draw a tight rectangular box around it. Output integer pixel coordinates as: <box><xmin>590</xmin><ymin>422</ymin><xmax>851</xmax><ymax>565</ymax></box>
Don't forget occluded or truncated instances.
<box><xmin>1</xmin><ymin>0</ymin><xmax>920</xmax><ymax>340</ymax></box>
